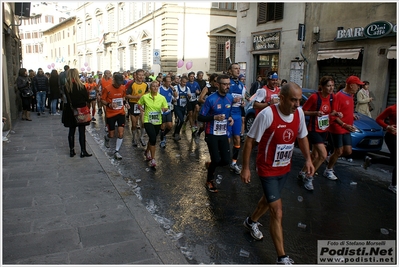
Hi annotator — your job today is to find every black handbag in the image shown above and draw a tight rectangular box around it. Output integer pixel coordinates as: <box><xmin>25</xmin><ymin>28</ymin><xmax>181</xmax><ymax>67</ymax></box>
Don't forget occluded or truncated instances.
<box><xmin>21</xmin><ymin>87</ymin><xmax>34</xmax><ymax>97</ymax></box>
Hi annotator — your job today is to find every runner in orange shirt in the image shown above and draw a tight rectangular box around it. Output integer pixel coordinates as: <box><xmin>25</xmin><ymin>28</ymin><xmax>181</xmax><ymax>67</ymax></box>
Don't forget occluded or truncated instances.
<box><xmin>101</xmin><ymin>73</ymin><xmax>127</xmax><ymax>160</ymax></box>
<box><xmin>99</xmin><ymin>70</ymin><xmax>113</xmax><ymax>118</ymax></box>
<box><xmin>85</xmin><ymin>76</ymin><xmax>98</xmax><ymax>121</ymax></box>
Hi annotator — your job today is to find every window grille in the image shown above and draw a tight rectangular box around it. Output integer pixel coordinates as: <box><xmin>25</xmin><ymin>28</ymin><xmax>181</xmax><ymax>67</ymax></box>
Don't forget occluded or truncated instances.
<box><xmin>216</xmin><ymin>36</ymin><xmax>235</xmax><ymax>72</ymax></box>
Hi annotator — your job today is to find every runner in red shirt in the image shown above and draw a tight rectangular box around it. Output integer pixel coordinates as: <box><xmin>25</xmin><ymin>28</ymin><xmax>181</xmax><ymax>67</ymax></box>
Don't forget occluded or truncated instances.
<box><xmin>252</xmin><ymin>71</ymin><xmax>281</xmax><ymax>116</ymax></box>
<box><xmin>324</xmin><ymin>76</ymin><xmax>363</xmax><ymax>180</ymax></box>
<box><xmin>297</xmin><ymin>76</ymin><xmax>342</xmax><ymax>190</ymax></box>
<box><xmin>240</xmin><ymin>82</ymin><xmax>314</xmax><ymax>265</ymax></box>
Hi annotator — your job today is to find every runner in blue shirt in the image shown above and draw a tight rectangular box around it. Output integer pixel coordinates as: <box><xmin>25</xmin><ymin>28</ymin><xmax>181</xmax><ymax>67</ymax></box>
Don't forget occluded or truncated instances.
<box><xmin>186</xmin><ymin>71</ymin><xmax>202</xmax><ymax>135</ymax></box>
<box><xmin>198</xmin><ymin>74</ymin><xmax>234</xmax><ymax>193</ymax></box>
<box><xmin>172</xmin><ymin>76</ymin><xmax>190</xmax><ymax>141</ymax></box>
<box><xmin>158</xmin><ymin>76</ymin><xmax>175</xmax><ymax>148</ymax></box>
<box><xmin>228</xmin><ymin>63</ymin><xmax>246</xmax><ymax>175</ymax></box>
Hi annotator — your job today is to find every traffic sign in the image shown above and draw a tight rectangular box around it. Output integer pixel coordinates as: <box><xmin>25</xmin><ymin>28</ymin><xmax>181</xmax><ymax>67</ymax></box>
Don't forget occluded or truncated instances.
<box><xmin>153</xmin><ymin>49</ymin><xmax>160</xmax><ymax>64</ymax></box>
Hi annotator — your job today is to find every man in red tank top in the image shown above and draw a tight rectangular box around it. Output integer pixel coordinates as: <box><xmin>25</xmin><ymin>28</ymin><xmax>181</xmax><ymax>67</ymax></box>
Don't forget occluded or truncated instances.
<box><xmin>240</xmin><ymin>82</ymin><xmax>314</xmax><ymax>265</ymax></box>
<box><xmin>252</xmin><ymin>71</ymin><xmax>281</xmax><ymax>117</ymax></box>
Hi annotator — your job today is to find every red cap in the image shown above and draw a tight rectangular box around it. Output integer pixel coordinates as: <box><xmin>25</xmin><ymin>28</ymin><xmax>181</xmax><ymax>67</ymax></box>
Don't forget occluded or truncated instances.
<box><xmin>346</xmin><ymin>76</ymin><xmax>365</xmax><ymax>85</ymax></box>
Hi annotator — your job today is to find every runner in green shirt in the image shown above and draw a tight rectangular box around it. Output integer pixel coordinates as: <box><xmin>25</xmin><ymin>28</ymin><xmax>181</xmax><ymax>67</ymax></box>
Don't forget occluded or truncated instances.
<box><xmin>138</xmin><ymin>80</ymin><xmax>169</xmax><ymax>168</ymax></box>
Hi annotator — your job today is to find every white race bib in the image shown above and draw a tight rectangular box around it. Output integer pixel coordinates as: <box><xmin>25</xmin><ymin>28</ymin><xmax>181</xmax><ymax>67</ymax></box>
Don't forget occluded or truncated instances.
<box><xmin>272</xmin><ymin>143</ymin><xmax>294</xmax><ymax>167</ymax></box>
<box><xmin>231</xmin><ymin>93</ymin><xmax>242</xmax><ymax>107</ymax></box>
<box><xmin>149</xmin><ymin>111</ymin><xmax>161</xmax><ymax>124</ymax></box>
<box><xmin>213</xmin><ymin>119</ymin><xmax>228</xmax><ymax>135</ymax></box>
<box><xmin>133</xmin><ymin>103</ymin><xmax>141</xmax><ymax>114</ymax></box>
<box><xmin>317</xmin><ymin>115</ymin><xmax>329</xmax><ymax>130</ymax></box>
<box><xmin>180</xmin><ymin>97</ymin><xmax>187</xmax><ymax>107</ymax></box>
<box><xmin>89</xmin><ymin>90</ymin><xmax>96</xmax><ymax>99</ymax></box>
<box><xmin>112</xmin><ymin>98</ymin><xmax>124</xmax><ymax>110</ymax></box>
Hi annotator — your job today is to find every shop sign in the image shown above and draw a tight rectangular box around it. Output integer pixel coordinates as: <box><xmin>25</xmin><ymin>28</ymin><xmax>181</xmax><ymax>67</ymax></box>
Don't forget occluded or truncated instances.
<box><xmin>253</xmin><ymin>31</ymin><xmax>280</xmax><ymax>51</ymax></box>
<box><xmin>336</xmin><ymin>20</ymin><xmax>396</xmax><ymax>41</ymax></box>
<box><xmin>364</xmin><ymin>21</ymin><xmax>394</xmax><ymax>38</ymax></box>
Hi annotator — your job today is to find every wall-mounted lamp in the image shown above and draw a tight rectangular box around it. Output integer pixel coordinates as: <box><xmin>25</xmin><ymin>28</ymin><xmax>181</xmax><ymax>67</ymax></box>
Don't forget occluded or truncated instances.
<box><xmin>313</xmin><ymin>27</ymin><xmax>320</xmax><ymax>44</ymax></box>
<box><xmin>337</xmin><ymin>27</ymin><xmax>344</xmax><ymax>30</ymax></box>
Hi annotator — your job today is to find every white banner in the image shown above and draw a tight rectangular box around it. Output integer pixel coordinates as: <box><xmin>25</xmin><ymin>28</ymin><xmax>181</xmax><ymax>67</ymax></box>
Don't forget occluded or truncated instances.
<box><xmin>317</xmin><ymin>240</ymin><xmax>396</xmax><ymax>264</ymax></box>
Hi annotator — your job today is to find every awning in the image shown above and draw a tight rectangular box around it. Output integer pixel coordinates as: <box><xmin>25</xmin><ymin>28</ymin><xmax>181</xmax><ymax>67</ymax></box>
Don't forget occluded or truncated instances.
<box><xmin>387</xmin><ymin>46</ymin><xmax>396</xmax><ymax>59</ymax></box>
<box><xmin>317</xmin><ymin>48</ymin><xmax>362</xmax><ymax>61</ymax></box>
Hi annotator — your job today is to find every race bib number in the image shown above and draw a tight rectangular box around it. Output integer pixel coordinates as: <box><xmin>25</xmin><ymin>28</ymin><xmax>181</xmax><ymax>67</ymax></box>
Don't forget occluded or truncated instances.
<box><xmin>190</xmin><ymin>93</ymin><xmax>197</xmax><ymax>101</ymax></box>
<box><xmin>133</xmin><ymin>103</ymin><xmax>141</xmax><ymax>114</ymax></box>
<box><xmin>168</xmin><ymin>102</ymin><xmax>173</xmax><ymax>111</ymax></box>
<box><xmin>213</xmin><ymin>119</ymin><xmax>228</xmax><ymax>136</ymax></box>
<box><xmin>273</xmin><ymin>143</ymin><xmax>294</xmax><ymax>167</ymax></box>
<box><xmin>89</xmin><ymin>90</ymin><xmax>96</xmax><ymax>99</ymax></box>
<box><xmin>149</xmin><ymin>111</ymin><xmax>161</xmax><ymax>124</ymax></box>
<box><xmin>317</xmin><ymin>115</ymin><xmax>329</xmax><ymax>130</ymax></box>
<box><xmin>180</xmin><ymin>97</ymin><xmax>187</xmax><ymax>107</ymax></box>
<box><xmin>112</xmin><ymin>98</ymin><xmax>124</xmax><ymax>110</ymax></box>
<box><xmin>231</xmin><ymin>93</ymin><xmax>242</xmax><ymax>107</ymax></box>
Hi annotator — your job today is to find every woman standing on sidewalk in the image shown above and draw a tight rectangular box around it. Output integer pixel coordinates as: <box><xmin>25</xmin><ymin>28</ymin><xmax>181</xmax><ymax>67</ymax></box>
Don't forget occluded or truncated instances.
<box><xmin>49</xmin><ymin>69</ymin><xmax>61</xmax><ymax>115</ymax></box>
<box><xmin>16</xmin><ymin>68</ymin><xmax>33</xmax><ymax>121</ymax></box>
<box><xmin>62</xmin><ymin>68</ymin><xmax>92</xmax><ymax>158</ymax></box>
<box><xmin>138</xmin><ymin>80</ymin><xmax>169</xmax><ymax>167</ymax></box>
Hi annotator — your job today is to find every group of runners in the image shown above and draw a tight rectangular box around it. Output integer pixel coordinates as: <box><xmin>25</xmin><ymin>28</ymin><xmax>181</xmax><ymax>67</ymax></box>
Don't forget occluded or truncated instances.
<box><xmin>84</xmin><ymin>64</ymin><xmax>391</xmax><ymax>265</ymax></box>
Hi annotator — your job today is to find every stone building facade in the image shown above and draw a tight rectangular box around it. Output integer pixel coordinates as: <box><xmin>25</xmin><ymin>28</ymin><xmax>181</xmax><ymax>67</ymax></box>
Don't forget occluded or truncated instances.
<box><xmin>235</xmin><ymin>2</ymin><xmax>396</xmax><ymax>114</ymax></box>
<box><xmin>2</xmin><ymin>2</ymin><xmax>24</xmax><ymax>130</ymax></box>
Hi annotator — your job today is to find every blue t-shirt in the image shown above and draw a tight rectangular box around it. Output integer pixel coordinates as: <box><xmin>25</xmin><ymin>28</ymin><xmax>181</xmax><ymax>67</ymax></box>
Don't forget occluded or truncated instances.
<box><xmin>186</xmin><ymin>80</ymin><xmax>201</xmax><ymax>102</ymax></box>
<box><xmin>229</xmin><ymin>78</ymin><xmax>245</xmax><ymax>116</ymax></box>
<box><xmin>200</xmin><ymin>92</ymin><xmax>233</xmax><ymax>136</ymax></box>
<box><xmin>159</xmin><ymin>85</ymin><xmax>174</xmax><ymax>114</ymax></box>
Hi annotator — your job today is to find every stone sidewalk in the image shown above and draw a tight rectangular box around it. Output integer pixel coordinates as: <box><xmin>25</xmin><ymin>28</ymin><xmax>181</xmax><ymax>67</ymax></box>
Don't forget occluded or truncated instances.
<box><xmin>2</xmin><ymin>113</ymin><xmax>188</xmax><ymax>264</ymax></box>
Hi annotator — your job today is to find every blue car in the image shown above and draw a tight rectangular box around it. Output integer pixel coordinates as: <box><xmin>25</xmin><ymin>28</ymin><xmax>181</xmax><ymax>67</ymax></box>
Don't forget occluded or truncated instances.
<box><xmin>244</xmin><ymin>88</ymin><xmax>384</xmax><ymax>152</ymax></box>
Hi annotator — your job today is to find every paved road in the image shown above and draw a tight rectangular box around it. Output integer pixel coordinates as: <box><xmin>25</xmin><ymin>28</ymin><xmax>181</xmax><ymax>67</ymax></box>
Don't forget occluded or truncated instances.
<box><xmin>3</xmin><ymin>111</ymin><xmax>396</xmax><ymax>265</ymax></box>
<box><xmin>2</xmin><ymin>113</ymin><xmax>187</xmax><ymax>265</ymax></box>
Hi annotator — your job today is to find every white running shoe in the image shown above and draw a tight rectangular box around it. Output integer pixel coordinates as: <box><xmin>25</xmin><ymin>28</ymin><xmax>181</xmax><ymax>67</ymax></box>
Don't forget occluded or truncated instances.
<box><xmin>114</xmin><ymin>151</ymin><xmax>122</xmax><ymax>160</ymax></box>
<box><xmin>276</xmin><ymin>256</ymin><xmax>294</xmax><ymax>265</ymax></box>
<box><xmin>303</xmin><ymin>176</ymin><xmax>314</xmax><ymax>191</ymax></box>
<box><xmin>243</xmin><ymin>217</ymin><xmax>263</xmax><ymax>240</ymax></box>
<box><xmin>230</xmin><ymin>163</ymin><xmax>241</xmax><ymax>174</ymax></box>
<box><xmin>323</xmin><ymin>169</ymin><xmax>338</xmax><ymax>180</ymax></box>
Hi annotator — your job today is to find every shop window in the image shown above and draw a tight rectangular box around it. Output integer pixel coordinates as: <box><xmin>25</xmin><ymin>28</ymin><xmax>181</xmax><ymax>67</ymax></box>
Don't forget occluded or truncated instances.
<box><xmin>258</xmin><ymin>3</ymin><xmax>284</xmax><ymax>24</ymax></box>
<box><xmin>256</xmin><ymin>53</ymin><xmax>279</xmax><ymax>78</ymax></box>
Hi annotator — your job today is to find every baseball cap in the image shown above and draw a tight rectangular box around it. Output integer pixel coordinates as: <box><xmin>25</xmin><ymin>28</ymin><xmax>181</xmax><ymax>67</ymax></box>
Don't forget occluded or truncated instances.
<box><xmin>346</xmin><ymin>76</ymin><xmax>365</xmax><ymax>85</ymax></box>
<box><xmin>114</xmin><ymin>74</ymin><xmax>124</xmax><ymax>83</ymax></box>
<box><xmin>238</xmin><ymin>74</ymin><xmax>245</xmax><ymax>79</ymax></box>
<box><xmin>268</xmin><ymin>72</ymin><xmax>278</xmax><ymax>79</ymax></box>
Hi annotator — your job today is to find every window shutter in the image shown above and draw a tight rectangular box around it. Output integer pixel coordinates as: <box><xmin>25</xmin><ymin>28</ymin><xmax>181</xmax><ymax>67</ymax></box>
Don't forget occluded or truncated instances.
<box><xmin>275</xmin><ymin>3</ymin><xmax>284</xmax><ymax>20</ymax></box>
<box><xmin>264</xmin><ymin>3</ymin><xmax>284</xmax><ymax>22</ymax></box>
<box><xmin>258</xmin><ymin>3</ymin><xmax>267</xmax><ymax>24</ymax></box>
